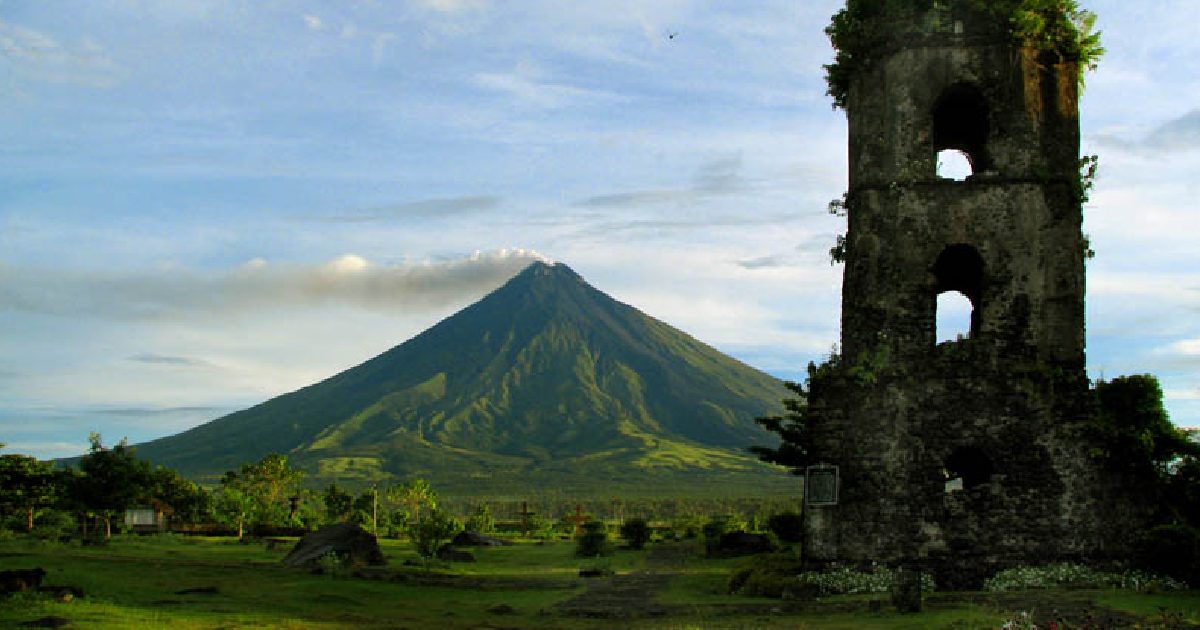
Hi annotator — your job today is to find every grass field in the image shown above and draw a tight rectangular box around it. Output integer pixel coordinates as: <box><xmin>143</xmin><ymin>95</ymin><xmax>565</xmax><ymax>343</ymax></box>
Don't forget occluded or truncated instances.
<box><xmin>1</xmin><ymin>534</ymin><xmax>1197</xmax><ymax>629</ymax></box>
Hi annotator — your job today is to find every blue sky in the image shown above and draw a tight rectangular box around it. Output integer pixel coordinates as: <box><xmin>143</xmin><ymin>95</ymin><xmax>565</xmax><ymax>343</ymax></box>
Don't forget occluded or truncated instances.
<box><xmin>1</xmin><ymin>1</ymin><xmax>1198</xmax><ymax>460</ymax></box>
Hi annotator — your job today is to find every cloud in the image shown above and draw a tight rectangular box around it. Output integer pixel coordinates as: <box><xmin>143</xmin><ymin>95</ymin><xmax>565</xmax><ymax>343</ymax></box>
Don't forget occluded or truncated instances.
<box><xmin>128</xmin><ymin>354</ymin><xmax>216</xmax><ymax>369</ymax></box>
<box><xmin>302</xmin><ymin>14</ymin><xmax>324</xmax><ymax>31</ymax></box>
<box><xmin>474</xmin><ymin>61</ymin><xmax>627</xmax><ymax>109</ymax></box>
<box><xmin>0</xmin><ymin>19</ymin><xmax>122</xmax><ymax>88</ymax></box>
<box><xmin>1144</xmin><ymin>109</ymin><xmax>1200</xmax><ymax>151</ymax></box>
<box><xmin>312</xmin><ymin>195</ymin><xmax>501</xmax><ymax>223</ymax></box>
<box><xmin>413</xmin><ymin>0</ymin><xmax>489</xmax><ymax>14</ymax></box>
<box><xmin>736</xmin><ymin>255</ymin><xmax>788</xmax><ymax>270</ymax></box>
<box><xmin>0</xmin><ymin>249</ymin><xmax>550</xmax><ymax>321</ymax></box>
<box><xmin>574</xmin><ymin>155</ymin><xmax>746</xmax><ymax>208</ymax></box>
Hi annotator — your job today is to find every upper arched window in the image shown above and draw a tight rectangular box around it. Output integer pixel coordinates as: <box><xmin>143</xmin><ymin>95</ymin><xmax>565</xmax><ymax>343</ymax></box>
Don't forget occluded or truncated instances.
<box><xmin>933</xmin><ymin>83</ymin><xmax>990</xmax><ymax>178</ymax></box>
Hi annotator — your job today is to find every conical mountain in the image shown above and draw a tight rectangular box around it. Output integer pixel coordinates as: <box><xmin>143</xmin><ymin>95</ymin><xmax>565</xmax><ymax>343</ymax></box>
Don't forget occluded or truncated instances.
<box><xmin>135</xmin><ymin>261</ymin><xmax>791</xmax><ymax>495</ymax></box>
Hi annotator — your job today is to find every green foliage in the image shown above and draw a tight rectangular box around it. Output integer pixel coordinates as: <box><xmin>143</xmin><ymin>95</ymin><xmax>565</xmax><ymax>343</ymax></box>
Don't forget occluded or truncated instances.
<box><xmin>1137</xmin><ymin>525</ymin><xmax>1200</xmax><ymax>585</ymax></box>
<box><xmin>1091</xmin><ymin>375</ymin><xmax>1200</xmax><ymax>481</ymax></box>
<box><xmin>575</xmin><ymin>520</ymin><xmax>610</xmax><ymax>557</ymax></box>
<box><xmin>220</xmin><ymin>453</ymin><xmax>304</xmax><ymax>528</ymax></box>
<box><xmin>766</xmin><ymin>511</ymin><xmax>804</xmax><ymax>544</ymax></box>
<box><xmin>796</xmin><ymin>564</ymin><xmax>936</xmax><ymax>596</ymax></box>
<box><xmin>408</xmin><ymin>508</ymin><xmax>462</xmax><ymax>558</ymax></box>
<box><xmin>75</xmin><ymin>433</ymin><xmax>155</xmax><ymax>538</ymax></box>
<box><xmin>148</xmin><ymin>466</ymin><xmax>210</xmax><ymax>524</ymax></box>
<box><xmin>323</xmin><ymin>483</ymin><xmax>354</xmax><ymax>523</ymax></box>
<box><xmin>824</xmin><ymin>0</ymin><xmax>1103</xmax><ymax>109</ymax></box>
<box><xmin>212</xmin><ymin>486</ymin><xmax>254</xmax><ymax>539</ymax></box>
<box><xmin>619</xmin><ymin>517</ymin><xmax>652</xmax><ymax>549</ymax></box>
<box><xmin>0</xmin><ymin>452</ymin><xmax>58</xmax><ymax>532</ymax></box>
<box><xmin>389</xmin><ymin>478</ymin><xmax>438</xmax><ymax>524</ymax></box>
<box><xmin>464</xmin><ymin>503</ymin><xmax>495</xmax><ymax>533</ymax></box>
<box><xmin>752</xmin><ymin>352</ymin><xmax>846</xmax><ymax>474</ymax></box>
<box><xmin>984</xmin><ymin>562</ymin><xmax>1188</xmax><ymax>592</ymax></box>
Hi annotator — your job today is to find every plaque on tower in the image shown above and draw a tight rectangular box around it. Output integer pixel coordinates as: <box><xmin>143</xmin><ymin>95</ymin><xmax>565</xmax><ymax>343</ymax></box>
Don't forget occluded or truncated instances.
<box><xmin>805</xmin><ymin>464</ymin><xmax>838</xmax><ymax>506</ymax></box>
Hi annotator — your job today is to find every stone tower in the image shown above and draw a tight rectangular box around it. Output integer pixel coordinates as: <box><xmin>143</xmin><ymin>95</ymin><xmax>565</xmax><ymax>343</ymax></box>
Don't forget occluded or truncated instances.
<box><xmin>803</xmin><ymin>2</ymin><xmax>1108</xmax><ymax>588</ymax></box>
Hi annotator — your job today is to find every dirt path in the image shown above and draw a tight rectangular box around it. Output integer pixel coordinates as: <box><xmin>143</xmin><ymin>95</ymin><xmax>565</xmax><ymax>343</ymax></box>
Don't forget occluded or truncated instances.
<box><xmin>553</xmin><ymin>543</ymin><xmax>692</xmax><ymax>619</ymax></box>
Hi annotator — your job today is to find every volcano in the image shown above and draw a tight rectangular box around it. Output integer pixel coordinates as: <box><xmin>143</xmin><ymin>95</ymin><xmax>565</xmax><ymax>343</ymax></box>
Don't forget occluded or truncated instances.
<box><xmin>135</xmin><ymin>261</ymin><xmax>792</xmax><ymax>496</ymax></box>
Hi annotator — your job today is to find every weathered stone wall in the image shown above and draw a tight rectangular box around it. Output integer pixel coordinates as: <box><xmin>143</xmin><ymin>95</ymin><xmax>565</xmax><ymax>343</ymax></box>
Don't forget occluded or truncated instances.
<box><xmin>804</xmin><ymin>0</ymin><xmax>1139</xmax><ymax>589</ymax></box>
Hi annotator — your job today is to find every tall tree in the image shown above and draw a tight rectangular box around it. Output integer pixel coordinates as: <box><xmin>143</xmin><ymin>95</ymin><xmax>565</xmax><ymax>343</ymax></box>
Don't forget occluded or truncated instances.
<box><xmin>76</xmin><ymin>433</ymin><xmax>154</xmax><ymax>538</ymax></box>
<box><xmin>220</xmin><ymin>454</ymin><xmax>304</xmax><ymax>529</ymax></box>
<box><xmin>0</xmin><ymin>452</ymin><xmax>58</xmax><ymax>532</ymax></box>
<box><xmin>396</xmin><ymin>478</ymin><xmax>437</xmax><ymax>523</ymax></box>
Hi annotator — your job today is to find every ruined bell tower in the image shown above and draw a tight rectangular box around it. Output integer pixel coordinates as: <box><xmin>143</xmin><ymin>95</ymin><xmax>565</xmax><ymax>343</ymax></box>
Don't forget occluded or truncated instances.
<box><xmin>803</xmin><ymin>1</ymin><xmax>1108</xmax><ymax>587</ymax></box>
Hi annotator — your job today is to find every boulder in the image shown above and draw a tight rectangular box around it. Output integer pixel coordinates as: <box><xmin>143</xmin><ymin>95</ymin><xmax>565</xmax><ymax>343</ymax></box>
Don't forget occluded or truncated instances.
<box><xmin>451</xmin><ymin>530</ymin><xmax>510</xmax><ymax>547</ymax></box>
<box><xmin>715</xmin><ymin>532</ymin><xmax>775</xmax><ymax>557</ymax></box>
<box><xmin>435</xmin><ymin>544</ymin><xmax>476</xmax><ymax>562</ymax></box>
<box><xmin>282</xmin><ymin>523</ymin><xmax>385</xmax><ymax>568</ymax></box>
<box><xmin>0</xmin><ymin>568</ymin><xmax>46</xmax><ymax>594</ymax></box>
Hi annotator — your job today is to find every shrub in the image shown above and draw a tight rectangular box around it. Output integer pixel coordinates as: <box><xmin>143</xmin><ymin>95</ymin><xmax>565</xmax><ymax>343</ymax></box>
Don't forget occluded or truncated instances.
<box><xmin>983</xmin><ymin>562</ymin><xmax>1187</xmax><ymax>592</ymax></box>
<box><xmin>1137</xmin><ymin>524</ymin><xmax>1200</xmax><ymax>584</ymax></box>
<box><xmin>464</xmin><ymin>504</ymin><xmax>495</xmax><ymax>534</ymax></box>
<box><xmin>408</xmin><ymin>508</ymin><xmax>462</xmax><ymax>559</ymax></box>
<box><xmin>795</xmin><ymin>564</ymin><xmax>936</xmax><ymax>596</ymax></box>
<box><xmin>766</xmin><ymin>512</ymin><xmax>803</xmax><ymax>544</ymax></box>
<box><xmin>575</xmin><ymin>520</ymin><xmax>609</xmax><ymax>557</ymax></box>
<box><xmin>619</xmin><ymin>517</ymin><xmax>652</xmax><ymax>550</ymax></box>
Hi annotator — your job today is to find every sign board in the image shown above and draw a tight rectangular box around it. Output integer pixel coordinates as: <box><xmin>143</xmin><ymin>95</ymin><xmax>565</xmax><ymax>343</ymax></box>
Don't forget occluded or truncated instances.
<box><xmin>805</xmin><ymin>464</ymin><xmax>839</xmax><ymax>506</ymax></box>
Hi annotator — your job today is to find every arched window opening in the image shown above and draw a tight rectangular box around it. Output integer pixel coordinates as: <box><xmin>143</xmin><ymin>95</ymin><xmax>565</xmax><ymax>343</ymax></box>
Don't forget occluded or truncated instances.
<box><xmin>933</xmin><ymin>83</ymin><xmax>990</xmax><ymax>176</ymax></box>
<box><xmin>937</xmin><ymin>149</ymin><xmax>973</xmax><ymax>181</ymax></box>
<box><xmin>936</xmin><ymin>291</ymin><xmax>972</xmax><ymax>343</ymax></box>
<box><xmin>944</xmin><ymin>446</ymin><xmax>994</xmax><ymax>492</ymax></box>
<box><xmin>932</xmin><ymin>244</ymin><xmax>984</xmax><ymax>342</ymax></box>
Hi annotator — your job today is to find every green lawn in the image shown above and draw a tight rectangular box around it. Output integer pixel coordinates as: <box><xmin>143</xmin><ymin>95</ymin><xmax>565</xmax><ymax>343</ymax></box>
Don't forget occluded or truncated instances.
<box><xmin>0</xmin><ymin>534</ymin><xmax>1196</xmax><ymax>629</ymax></box>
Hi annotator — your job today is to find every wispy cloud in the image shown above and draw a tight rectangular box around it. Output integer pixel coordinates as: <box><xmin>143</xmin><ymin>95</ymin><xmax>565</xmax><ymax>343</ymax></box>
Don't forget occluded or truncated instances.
<box><xmin>574</xmin><ymin>155</ymin><xmax>746</xmax><ymax>208</ymax></box>
<box><xmin>474</xmin><ymin>61</ymin><xmax>628</xmax><ymax>109</ymax></box>
<box><xmin>736</xmin><ymin>255</ymin><xmax>788</xmax><ymax>270</ymax></box>
<box><xmin>413</xmin><ymin>0</ymin><xmax>490</xmax><ymax>15</ymax></box>
<box><xmin>0</xmin><ymin>19</ymin><xmax>123</xmax><ymax>88</ymax></box>
<box><xmin>311</xmin><ymin>195</ymin><xmax>501</xmax><ymax>223</ymax></box>
<box><xmin>128</xmin><ymin>354</ymin><xmax>217</xmax><ymax>369</ymax></box>
<box><xmin>1144</xmin><ymin>109</ymin><xmax>1200</xmax><ymax>151</ymax></box>
<box><xmin>0</xmin><ymin>249</ymin><xmax>549</xmax><ymax>320</ymax></box>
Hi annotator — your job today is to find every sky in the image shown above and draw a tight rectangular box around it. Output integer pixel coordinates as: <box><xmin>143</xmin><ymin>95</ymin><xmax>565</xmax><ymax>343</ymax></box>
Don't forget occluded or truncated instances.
<box><xmin>1</xmin><ymin>1</ymin><xmax>1198</xmax><ymax>460</ymax></box>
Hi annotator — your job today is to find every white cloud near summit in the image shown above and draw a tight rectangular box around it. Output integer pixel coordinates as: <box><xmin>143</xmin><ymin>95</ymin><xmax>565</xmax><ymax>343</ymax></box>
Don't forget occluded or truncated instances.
<box><xmin>0</xmin><ymin>249</ymin><xmax>548</xmax><ymax>321</ymax></box>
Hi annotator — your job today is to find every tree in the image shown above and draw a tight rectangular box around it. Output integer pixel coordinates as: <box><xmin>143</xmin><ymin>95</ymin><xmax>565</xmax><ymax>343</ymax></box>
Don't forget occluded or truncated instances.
<box><xmin>619</xmin><ymin>517</ymin><xmax>652</xmax><ymax>550</ymax></box>
<box><xmin>0</xmin><ymin>453</ymin><xmax>58</xmax><ymax>532</ymax></box>
<box><xmin>75</xmin><ymin>433</ymin><xmax>154</xmax><ymax>539</ymax></box>
<box><xmin>1092</xmin><ymin>375</ymin><xmax>1200</xmax><ymax>481</ymax></box>
<box><xmin>575</xmin><ymin>520</ymin><xmax>609</xmax><ymax>557</ymax></box>
<box><xmin>750</xmin><ymin>379</ymin><xmax>816</xmax><ymax>474</ymax></box>
<box><xmin>213</xmin><ymin>486</ymin><xmax>255</xmax><ymax>540</ymax></box>
<box><xmin>390</xmin><ymin>478</ymin><xmax>437</xmax><ymax>524</ymax></box>
<box><xmin>221</xmin><ymin>453</ymin><xmax>305</xmax><ymax>529</ymax></box>
<box><xmin>323</xmin><ymin>483</ymin><xmax>354</xmax><ymax>524</ymax></box>
<box><xmin>408</xmin><ymin>508</ymin><xmax>462</xmax><ymax>559</ymax></box>
<box><xmin>149</xmin><ymin>466</ymin><xmax>211</xmax><ymax>525</ymax></box>
<box><xmin>767</xmin><ymin>511</ymin><xmax>804</xmax><ymax>544</ymax></box>
<box><xmin>464</xmin><ymin>504</ymin><xmax>495</xmax><ymax>533</ymax></box>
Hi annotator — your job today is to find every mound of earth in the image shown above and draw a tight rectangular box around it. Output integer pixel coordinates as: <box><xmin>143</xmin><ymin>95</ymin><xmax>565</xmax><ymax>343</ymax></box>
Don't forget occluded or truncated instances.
<box><xmin>451</xmin><ymin>531</ymin><xmax>509</xmax><ymax>547</ymax></box>
<box><xmin>282</xmin><ymin>523</ymin><xmax>385</xmax><ymax>567</ymax></box>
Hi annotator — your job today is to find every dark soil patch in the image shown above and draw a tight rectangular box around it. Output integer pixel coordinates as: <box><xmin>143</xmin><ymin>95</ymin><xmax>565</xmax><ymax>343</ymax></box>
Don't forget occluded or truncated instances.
<box><xmin>352</xmin><ymin>567</ymin><xmax>577</xmax><ymax>592</ymax></box>
<box><xmin>555</xmin><ymin>571</ymin><xmax>672</xmax><ymax>619</ymax></box>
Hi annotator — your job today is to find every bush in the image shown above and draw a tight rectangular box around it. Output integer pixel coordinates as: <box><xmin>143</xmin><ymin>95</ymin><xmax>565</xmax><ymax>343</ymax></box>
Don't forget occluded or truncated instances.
<box><xmin>408</xmin><ymin>508</ymin><xmax>462</xmax><ymax>559</ymax></box>
<box><xmin>983</xmin><ymin>562</ymin><xmax>1187</xmax><ymax>592</ymax></box>
<box><xmin>464</xmin><ymin>504</ymin><xmax>495</xmax><ymax>534</ymax></box>
<box><xmin>575</xmin><ymin>520</ymin><xmax>609</xmax><ymax>557</ymax></box>
<box><xmin>795</xmin><ymin>564</ymin><xmax>936</xmax><ymax>596</ymax></box>
<box><xmin>766</xmin><ymin>512</ymin><xmax>803</xmax><ymax>544</ymax></box>
<box><xmin>1137</xmin><ymin>524</ymin><xmax>1200</xmax><ymax>584</ymax></box>
<box><xmin>619</xmin><ymin>517</ymin><xmax>651</xmax><ymax>550</ymax></box>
